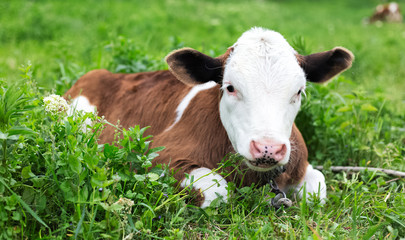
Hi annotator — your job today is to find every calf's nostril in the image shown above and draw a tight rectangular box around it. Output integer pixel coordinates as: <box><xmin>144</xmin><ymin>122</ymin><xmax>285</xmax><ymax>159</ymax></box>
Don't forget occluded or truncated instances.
<box><xmin>274</xmin><ymin>144</ymin><xmax>287</xmax><ymax>160</ymax></box>
<box><xmin>250</xmin><ymin>140</ymin><xmax>287</xmax><ymax>162</ymax></box>
<box><xmin>250</xmin><ymin>140</ymin><xmax>264</xmax><ymax>158</ymax></box>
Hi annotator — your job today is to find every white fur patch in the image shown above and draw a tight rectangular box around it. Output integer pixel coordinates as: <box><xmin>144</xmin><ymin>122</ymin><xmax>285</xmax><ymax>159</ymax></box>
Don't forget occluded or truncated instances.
<box><xmin>166</xmin><ymin>81</ymin><xmax>217</xmax><ymax>131</ymax></box>
<box><xmin>389</xmin><ymin>3</ymin><xmax>399</xmax><ymax>13</ymax></box>
<box><xmin>67</xmin><ymin>96</ymin><xmax>96</xmax><ymax>132</ymax></box>
<box><xmin>219</xmin><ymin>27</ymin><xmax>306</xmax><ymax>164</ymax></box>
<box><xmin>181</xmin><ymin>167</ymin><xmax>228</xmax><ymax>208</ymax></box>
<box><xmin>294</xmin><ymin>164</ymin><xmax>327</xmax><ymax>203</ymax></box>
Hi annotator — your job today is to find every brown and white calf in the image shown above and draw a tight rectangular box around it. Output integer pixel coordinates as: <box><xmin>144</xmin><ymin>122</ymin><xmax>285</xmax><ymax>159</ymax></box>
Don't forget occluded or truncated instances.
<box><xmin>65</xmin><ymin>27</ymin><xmax>353</xmax><ymax>208</ymax></box>
<box><xmin>369</xmin><ymin>2</ymin><xmax>402</xmax><ymax>23</ymax></box>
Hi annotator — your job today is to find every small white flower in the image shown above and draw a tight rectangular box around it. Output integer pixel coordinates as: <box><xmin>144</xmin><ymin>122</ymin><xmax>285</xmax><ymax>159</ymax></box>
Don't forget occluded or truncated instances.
<box><xmin>116</xmin><ymin>197</ymin><xmax>135</xmax><ymax>207</ymax></box>
<box><xmin>43</xmin><ymin>94</ymin><xmax>69</xmax><ymax>115</ymax></box>
<box><xmin>112</xmin><ymin>174</ymin><xmax>121</xmax><ymax>182</ymax></box>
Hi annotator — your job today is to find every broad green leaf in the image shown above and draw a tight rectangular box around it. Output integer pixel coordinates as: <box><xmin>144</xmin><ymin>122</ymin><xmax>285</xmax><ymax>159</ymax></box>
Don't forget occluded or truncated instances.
<box><xmin>68</xmin><ymin>154</ymin><xmax>82</xmax><ymax>174</ymax></box>
<box><xmin>108</xmin><ymin>203</ymin><xmax>124</xmax><ymax>212</ymax></box>
<box><xmin>8</xmin><ymin>126</ymin><xmax>37</xmax><ymax>136</ymax></box>
<box><xmin>339</xmin><ymin>121</ymin><xmax>351</xmax><ymax>129</ymax></box>
<box><xmin>21</xmin><ymin>166</ymin><xmax>35</xmax><ymax>179</ymax></box>
<box><xmin>60</xmin><ymin>181</ymin><xmax>75</xmax><ymax>202</ymax></box>
<box><xmin>83</xmin><ymin>153</ymin><xmax>98</xmax><ymax>170</ymax></box>
<box><xmin>337</xmin><ymin>105</ymin><xmax>352</xmax><ymax>112</ymax></box>
<box><xmin>134</xmin><ymin>174</ymin><xmax>146</xmax><ymax>182</ymax></box>
<box><xmin>12</xmin><ymin>211</ymin><xmax>21</xmax><ymax>221</ymax></box>
<box><xmin>80</xmin><ymin>185</ymin><xmax>89</xmax><ymax>201</ymax></box>
<box><xmin>104</xmin><ymin>143</ymin><xmax>118</xmax><ymax>159</ymax></box>
<box><xmin>91</xmin><ymin>177</ymin><xmax>104</xmax><ymax>188</ymax></box>
<box><xmin>148</xmin><ymin>146</ymin><xmax>165</xmax><ymax>154</ymax></box>
<box><xmin>8</xmin><ymin>135</ymin><xmax>19</xmax><ymax>140</ymax></box>
<box><xmin>361</xmin><ymin>103</ymin><xmax>378</xmax><ymax>112</ymax></box>
<box><xmin>0</xmin><ymin>131</ymin><xmax>8</xmax><ymax>140</ymax></box>
<box><xmin>141</xmin><ymin>160</ymin><xmax>152</xmax><ymax>169</ymax></box>
<box><xmin>99</xmin><ymin>202</ymin><xmax>110</xmax><ymax>211</ymax></box>
<box><xmin>36</xmin><ymin>195</ymin><xmax>47</xmax><ymax>211</ymax></box>
<box><xmin>102</xmin><ymin>180</ymin><xmax>114</xmax><ymax>188</ymax></box>
<box><xmin>147</xmin><ymin>173</ymin><xmax>160</xmax><ymax>182</ymax></box>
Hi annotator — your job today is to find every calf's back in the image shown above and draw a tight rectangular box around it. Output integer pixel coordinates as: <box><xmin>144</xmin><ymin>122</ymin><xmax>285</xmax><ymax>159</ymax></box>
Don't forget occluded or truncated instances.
<box><xmin>64</xmin><ymin>69</ymin><xmax>308</xmax><ymax>188</ymax></box>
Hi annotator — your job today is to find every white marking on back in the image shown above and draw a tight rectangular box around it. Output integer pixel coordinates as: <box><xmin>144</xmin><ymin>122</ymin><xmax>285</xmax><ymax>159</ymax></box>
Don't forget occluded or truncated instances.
<box><xmin>181</xmin><ymin>167</ymin><xmax>228</xmax><ymax>208</ymax></box>
<box><xmin>68</xmin><ymin>96</ymin><xmax>95</xmax><ymax>114</ymax></box>
<box><xmin>165</xmin><ymin>81</ymin><xmax>217</xmax><ymax>131</ymax></box>
<box><xmin>68</xmin><ymin>96</ymin><xmax>96</xmax><ymax>132</ymax></box>
<box><xmin>389</xmin><ymin>3</ymin><xmax>399</xmax><ymax>13</ymax></box>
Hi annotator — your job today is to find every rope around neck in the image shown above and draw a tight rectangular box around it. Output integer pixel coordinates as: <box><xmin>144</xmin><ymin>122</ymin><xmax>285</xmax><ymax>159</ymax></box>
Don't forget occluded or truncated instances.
<box><xmin>265</xmin><ymin>166</ymin><xmax>293</xmax><ymax>209</ymax></box>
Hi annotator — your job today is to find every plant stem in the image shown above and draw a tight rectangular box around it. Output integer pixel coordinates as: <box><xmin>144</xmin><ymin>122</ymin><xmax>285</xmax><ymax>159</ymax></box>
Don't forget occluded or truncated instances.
<box><xmin>2</xmin><ymin>139</ymin><xmax>6</xmax><ymax>167</ymax></box>
<box><xmin>316</xmin><ymin>166</ymin><xmax>405</xmax><ymax>178</ymax></box>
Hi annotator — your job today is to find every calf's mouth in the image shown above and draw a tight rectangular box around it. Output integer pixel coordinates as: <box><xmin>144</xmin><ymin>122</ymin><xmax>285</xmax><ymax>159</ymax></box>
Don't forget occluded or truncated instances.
<box><xmin>248</xmin><ymin>157</ymin><xmax>278</xmax><ymax>169</ymax></box>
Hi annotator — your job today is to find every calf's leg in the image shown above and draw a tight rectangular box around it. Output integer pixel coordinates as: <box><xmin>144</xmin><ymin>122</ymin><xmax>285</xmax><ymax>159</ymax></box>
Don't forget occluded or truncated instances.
<box><xmin>290</xmin><ymin>164</ymin><xmax>327</xmax><ymax>203</ymax></box>
<box><xmin>181</xmin><ymin>167</ymin><xmax>228</xmax><ymax>208</ymax></box>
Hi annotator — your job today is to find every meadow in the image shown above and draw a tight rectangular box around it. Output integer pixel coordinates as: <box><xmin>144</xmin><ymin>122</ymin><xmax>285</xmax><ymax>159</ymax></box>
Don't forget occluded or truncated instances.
<box><xmin>0</xmin><ymin>0</ymin><xmax>404</xmax><ymax>239</ymax></box>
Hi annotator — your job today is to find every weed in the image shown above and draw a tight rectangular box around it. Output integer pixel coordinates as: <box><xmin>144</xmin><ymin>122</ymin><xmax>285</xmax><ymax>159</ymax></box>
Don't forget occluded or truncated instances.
<box><xmin>105</xmin><ymin>36</ymin><xmax>166</xmax><ymax>74</ymax></box>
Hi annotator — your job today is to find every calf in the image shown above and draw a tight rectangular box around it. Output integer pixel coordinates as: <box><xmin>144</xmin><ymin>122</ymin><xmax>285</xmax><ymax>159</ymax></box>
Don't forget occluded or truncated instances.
<box><xmin>369</xmin><ymin>2</ymin><xmax>402</xmax><ymax>23</ymax></box>
<box><xmin>65</xmin><ymin>27</ymin><xmax>354</xmax><ymax>208</ymax></box>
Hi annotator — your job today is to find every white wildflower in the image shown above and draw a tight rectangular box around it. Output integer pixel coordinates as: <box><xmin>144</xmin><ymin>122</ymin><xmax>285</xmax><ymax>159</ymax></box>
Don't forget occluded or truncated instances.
<box><xmin>116</xmin><ymin>197</ymin><xmax>135</xmax><ymax>208</ymax></box>
<box><xmin>113</xmin><ymin>197</ymin><xmax>135</xmax><ymax>227</ymax></box>
<box><xmin>43</xmin><ymin>94</ymin><xmax>69</xmax><ymax>115</ymax></box>
<box><xmin>112</xmin><ymin>174</ymin><xmax>121</xmax><ymax>182</ymax></box>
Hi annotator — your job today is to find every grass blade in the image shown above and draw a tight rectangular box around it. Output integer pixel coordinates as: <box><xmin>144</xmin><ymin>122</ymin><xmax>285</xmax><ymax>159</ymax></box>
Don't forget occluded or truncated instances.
<box><xmin>74</xmin><ymin>206</ymin><xmax>86</xmax><ymax>239</ymax></box>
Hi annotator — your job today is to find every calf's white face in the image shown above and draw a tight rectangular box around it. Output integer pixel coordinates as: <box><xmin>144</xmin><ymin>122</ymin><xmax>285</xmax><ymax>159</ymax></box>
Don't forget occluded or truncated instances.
<box><xmin>220</xmin><ymin>28</ymin><xmax>306</xmax><ymax>171</ymax></box>
<box><xmin>166</xmin><ymin>27</ymin><xmax>354</xmax><ymax>172</ymax></box>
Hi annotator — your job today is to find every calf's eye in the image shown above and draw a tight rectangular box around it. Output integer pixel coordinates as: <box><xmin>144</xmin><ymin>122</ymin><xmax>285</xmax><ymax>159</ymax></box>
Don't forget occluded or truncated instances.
<box><xmin>297</xmin><ymin>89</ymin><xmax>302</xmax><ymax>95</ymax></box>
<box><xmin>227</xmin><ymin>85</ymin><xmax>235</xmax><ymax>93</ymax></box>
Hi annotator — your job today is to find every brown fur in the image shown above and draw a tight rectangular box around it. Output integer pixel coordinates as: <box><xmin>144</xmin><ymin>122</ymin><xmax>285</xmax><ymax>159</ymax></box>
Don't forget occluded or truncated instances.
<box><xmin>65</xmin><ymin>69</ymin><xmax>309</xmax><ymax>190</ymax></box>
<box><xmin>65</xmin><ymin>70</ymin><xmax>191</xmax><ymax>141</ymax></box>
<box><xmin>65</xmin><ymin>44</ymin><xmax>353</xmax><ymax>206</ymax></box>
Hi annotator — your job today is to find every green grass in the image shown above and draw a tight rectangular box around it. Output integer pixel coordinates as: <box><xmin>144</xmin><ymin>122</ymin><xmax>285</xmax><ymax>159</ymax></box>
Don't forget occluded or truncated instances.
<box><xmin>1</xmin><ymin>0</ymin><xmax>405</xmax><ymax>111</ymax></box>
<box><xmin>0</xmin><ymin>0</ymin><xmax>404</xmax><ymax>239</ymax></box>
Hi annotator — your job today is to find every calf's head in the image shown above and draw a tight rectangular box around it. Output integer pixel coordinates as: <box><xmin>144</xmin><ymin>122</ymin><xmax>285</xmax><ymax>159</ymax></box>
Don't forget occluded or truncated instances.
<box><xmin>166</xmin><ymin>27</ymin><xmax>353</xmax><ymax>172</ymax></box>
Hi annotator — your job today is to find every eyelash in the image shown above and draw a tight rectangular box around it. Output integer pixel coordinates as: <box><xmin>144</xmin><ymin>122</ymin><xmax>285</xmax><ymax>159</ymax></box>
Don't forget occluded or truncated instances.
<box><xmin>290</xmin><ymin>88</ymin><xmax>305</xmax><ymax>104</ymax></box>
<box><xmin>298</xmin><ymin>88</ymin><xmax>306</xmax><ymax>97</ymax></box>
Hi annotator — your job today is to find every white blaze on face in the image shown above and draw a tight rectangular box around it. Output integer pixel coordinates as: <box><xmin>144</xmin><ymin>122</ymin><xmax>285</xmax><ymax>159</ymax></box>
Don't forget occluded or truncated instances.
<box><xmin>219</xmin><ymin>27</ymin><xmax>306</xmax><ymax>170</ymax></box>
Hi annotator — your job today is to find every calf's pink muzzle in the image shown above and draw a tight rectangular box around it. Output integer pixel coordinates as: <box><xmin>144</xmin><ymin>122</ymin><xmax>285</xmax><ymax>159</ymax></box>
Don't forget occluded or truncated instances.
<box><xmin>249</xmin><ymin>140</ymin><xmax>287</xmax><ymax>162</ymax></box>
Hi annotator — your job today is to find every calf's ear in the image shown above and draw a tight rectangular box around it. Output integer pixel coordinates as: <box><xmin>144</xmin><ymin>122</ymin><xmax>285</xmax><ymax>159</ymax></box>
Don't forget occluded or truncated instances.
<box><xmin>166</xmin><ymin>48</ymin><xmax>231</xmax><ymax>86</ymax></box>
<box><xmin>298</xmin><ymin>47</ymin><xmax>354</xmax><ymax>83</ymax></box>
